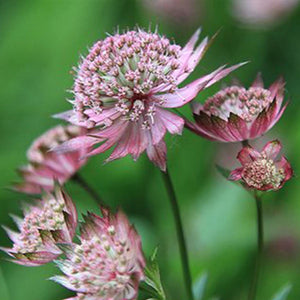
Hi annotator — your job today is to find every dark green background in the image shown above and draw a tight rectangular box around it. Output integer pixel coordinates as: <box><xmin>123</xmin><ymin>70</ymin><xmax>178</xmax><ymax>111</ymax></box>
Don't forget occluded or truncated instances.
<box><xmin>0</xmin><ymin>0</ymin><xmax>299</xmax><ymax>299</ymax></box>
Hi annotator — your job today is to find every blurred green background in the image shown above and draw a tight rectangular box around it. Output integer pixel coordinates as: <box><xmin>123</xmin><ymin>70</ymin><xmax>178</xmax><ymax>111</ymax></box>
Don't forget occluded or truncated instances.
<box><xmin>0</xmin><ymin>0</ymin><xmax>300</xmax><ymax>299</ymax></box>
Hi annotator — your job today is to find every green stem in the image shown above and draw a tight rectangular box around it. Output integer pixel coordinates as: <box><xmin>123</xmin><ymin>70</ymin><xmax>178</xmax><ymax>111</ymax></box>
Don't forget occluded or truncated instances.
<box><xmin>71</xmin><ymin>173</ymin><xmax>104</xmax><ymax>206</ymax></box>
<box><xmin>161</xmin><ymin>168</ymin><xmax>194</xmax><ymax>300</ymax></box>
<box><xmin>248</xmin><ymin>192</ymin><xmax>264</xmax><ymax>300</ymax></box>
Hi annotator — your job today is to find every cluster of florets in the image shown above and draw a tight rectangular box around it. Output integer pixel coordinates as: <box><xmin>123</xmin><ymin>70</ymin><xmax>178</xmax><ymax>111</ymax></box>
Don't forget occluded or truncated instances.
<box><xmin>2</xmin><ymin>186</ymin><xmax>77</xmax><ymax>266</ymax></box>
<box><xmin>229</xmin><ymin>140</ymin><xmax>293</xmax><ymax>191</ymax></box>
<box><xmin>52</xmin><ymin>209</ymin><xmax>145</xmax><ymax>300</ymax></box>
<box><xmin>202</xmin><ymin>86</ymin><xmax>273</xmax><ymax>122</ymax></box>
<box><xmin>73</xmin><ymin>30</ymin><xmax>181</xmax><ymax>127</ymax></box>
<box><xmin>13</xmin><ymin>125</ymin><xmax>88</xmax><ymax>194</ymax></box>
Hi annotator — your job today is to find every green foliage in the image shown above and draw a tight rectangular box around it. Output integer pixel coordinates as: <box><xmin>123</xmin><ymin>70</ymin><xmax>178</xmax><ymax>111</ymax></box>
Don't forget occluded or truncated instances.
<box><xmin>193</xmin><ymin>272</ymin><xmax>208</xmax><ymax>300</ymax></box>
<box><xmin>140</xmin><ymin>248</ymin><xmax>166</xmax><ymax>300</ymax></box>
<box><xmin>272</xmin><ymin>284</ymin><xmax>292</xmax><ymax>300</ymax></box>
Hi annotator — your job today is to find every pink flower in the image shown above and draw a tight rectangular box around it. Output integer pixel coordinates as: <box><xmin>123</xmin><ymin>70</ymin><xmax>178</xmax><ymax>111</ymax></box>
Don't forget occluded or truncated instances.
<box><xmin>54</xmin><ymin>29</ymin><xmax>244</xmax><ymax>171</ymax></box>
<box><xmin>1</xmin><ymin>186</ymin><xmax>77</xmax><ymax>266</ymax></box>
<box><xmin>232</xmin><ymin>0</ymin><xmax>299</xmax><ymax>28</ymax></box>
<box><xmin>187</xmin><ymin>74</ymin><xmax>287</xmax><ymax>142</ymax></box>
<box><xmin>229</xmin><ymin>140</ymin><xmax>293</xmax><ymax>191</ymax></box>
<box><xmin>13</xmin><ymin>125</ymin><xmax>88</xmax><ymax>194</ymax></box>
<box><xmin>52</xmin><ymin>208</ymin><xmax>145</xmax><ymax>300</ymax></box>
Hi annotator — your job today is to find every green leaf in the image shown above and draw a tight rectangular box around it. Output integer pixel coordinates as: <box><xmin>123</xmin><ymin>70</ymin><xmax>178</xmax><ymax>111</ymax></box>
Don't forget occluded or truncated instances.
<box><xmin>272</xmin><ymin>284</ymin><xmax>292</xmax><ymax>300</ymax></box>
<box><xmin>140</xmin><ymin>247</ymin><xmax>166</xmax><ymax>300</ymax></box>
<box><xmin>193</xmin><ymin>272</ymin><xmax>208</xmax><ymax>300</ymax></box>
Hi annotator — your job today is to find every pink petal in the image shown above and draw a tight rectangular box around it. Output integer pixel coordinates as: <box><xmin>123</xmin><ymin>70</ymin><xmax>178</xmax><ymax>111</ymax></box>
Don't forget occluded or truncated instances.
<box><xmin>150</xmin><ymin>114</ymin><xmax>167</xmax><ymax>145</ymax></box>
<box><xmin>155</xmin><ymin>108</ymin><xmax>184</xmax><ymax>135</ymax></box>
<box><xmin>184</xmin><ymin>119</ymin><xmax>219</xmax><ymax>141</ymax></box>
<box><xmin>262</xmin><ymin>140</ymin><xmax>282</xmax><ymax>159</ymax></box>
<box><xmin>229</xmin><ymin>167</ymin><xmax>243</xmax><ymax>181</ymax></box>
<box><xmin>237</xmin><ymin>146</ymin><xmax>260</xmax><ymax>165</ymax></box>
<box><xmin>276</xmin><ymin>156</ymin><xmax>293</xmax><ymax>184</ymax></box>
<box><xmin>251</xmin><ymin>73</ymin><xmax>264</xmax><ymax>88</ymax></box>
<box><xmin>227</xmin><ymin>113</ymin><xmax>249</xmax><ymax>141</ymax></box>
<box><xmin>146</xmin><ymin>139</ymin><xmax>167</xmax><ymax>171</ymax></box>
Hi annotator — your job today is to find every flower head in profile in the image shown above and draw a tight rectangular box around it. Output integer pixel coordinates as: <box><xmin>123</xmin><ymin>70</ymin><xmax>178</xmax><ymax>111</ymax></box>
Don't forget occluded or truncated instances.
<box><xmin>187</xmin><ymin>74</ymin><xmax>287</xmax><ymax>143</ymax></box>
<box><xmin>52</xmin><ymin>208</ymin><xmax>145</xmax><ymax>300</ymax></box>
<box><xmin>1</xmin><ymin>186</ymin><xmax>77</xmax><ymax>266</ymax></box>
<box><xmin>13</xmin><ymin>125</ymin><xmax>88</xmax><ymax>194</ymax></box>
<box><xmin>229</xmin><ymin>140</ymin><xmax>293</xmax><ymax>191</ymax></box>
<box><xmin>55</xmin><ymin>28</ymin><xmax>244</xmax><ymax>171</ymax></box>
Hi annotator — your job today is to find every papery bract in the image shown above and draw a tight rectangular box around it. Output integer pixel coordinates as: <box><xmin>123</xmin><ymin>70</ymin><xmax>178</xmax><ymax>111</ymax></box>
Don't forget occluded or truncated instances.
<box><xmin>54</xmin><ymin>29</ymin><xmax>244</xmax><ymax>171</ymax></box>
<box><xmin>52</xmin><ymin>208</ymin><xmax>145</xmax><ymax>300</ymax></box>
<box><xmin>13</xmin><ymin>125</ymin><xmax>88</xmax><ymax>194</ymax></box>
<box><xmin>1</xmin><ymin>186</ymin><xmax>77</xmax><ymax>266</ymax></box>
<box><xmin>187</xmin><ymin>74</ymin><xmax>287</xmax><ymax>142</ymax></box>
<box><xmin>229</xmin><ymin>140</ymin><xmax>293</xmax><ymax>191</ymax></box>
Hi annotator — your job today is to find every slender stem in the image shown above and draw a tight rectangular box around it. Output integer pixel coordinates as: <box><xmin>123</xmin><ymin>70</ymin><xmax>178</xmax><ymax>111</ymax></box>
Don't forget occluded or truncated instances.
<box><xmin>248</xmin><ymin>192</ymin><xmax>264</xmax><ymax>300</ymax></box>
<box><xmin>242</xmin><ymin>139</ymin><xmax>250</xmax><ymax>147</ymax></box>
<box><xmin>71</xmin><ymin>173</ymin><xmax>104</xmax><ymax>206</ymax></box>
<box><xmin>161</xmin><ymin>168</ymin><xmax>194</xmax><ymax>300</ymax></box>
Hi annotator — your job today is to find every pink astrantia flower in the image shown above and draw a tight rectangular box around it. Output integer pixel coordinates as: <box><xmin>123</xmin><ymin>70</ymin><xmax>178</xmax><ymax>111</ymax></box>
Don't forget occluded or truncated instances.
<box><xmin>1</xmin><ymin>186</ymin><xmax>77</xmax><ymax>266</ymax></box>
<box><xmin>186</xmin><ymin>74</ymin><xmax>287</xmax><ymax>142</ymax></box>
<box><xmin>13</xmin><ymin>125</ymin><xmax>88</xmax><ymax>194</ymax></box>
<box><xmin>54</xmin><ymin>29</ymin><xmax>244</xmax><ymax>171</ymax></box>
<box><xmin>52</xmin><ymin>208</ymin><xmax>145</xmax><ymax>300</ymax></box>
<box><xmin>229</xmin><ymin>140</ymin><xmax>293</xmax><ymax>191</ymax></box>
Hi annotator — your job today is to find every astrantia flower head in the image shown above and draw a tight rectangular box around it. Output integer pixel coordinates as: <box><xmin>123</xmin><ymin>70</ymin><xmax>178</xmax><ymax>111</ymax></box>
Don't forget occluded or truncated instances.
<box><xmin>55</xmin><ymin>28</ymin><xmax>244</xmax><ymax>171</ymax></box>
<box><xmin>1</xmin><ymin>186</ymin><xmax>77</xmax><ymax>266</ymax></box>
<box><xmin>13</xmin><ymin>125</ymin><xmax>88</xmax><ymax>194</ymax></box>
<box><xmin>52</xmin><ymin>208</ymin><xmax>145</xmax><ymax>300</ymax></box>
<box><xmin>229</xmin><ymin>140</ymin><xmax>293</xmax><ymax>191</ymax></box>
<box><xmin>187</xmin><ymin>74</ymin><xmax>287</xmax><ymax>142</ymax></box>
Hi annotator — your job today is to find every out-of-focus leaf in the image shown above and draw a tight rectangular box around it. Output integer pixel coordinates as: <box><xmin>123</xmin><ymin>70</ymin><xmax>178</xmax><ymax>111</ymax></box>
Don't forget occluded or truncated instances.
<box><xmin>193</xmin><ymin>272</ymin><xmax>208</xmax><ymax>300</ymax></box>
<box><xmin>215</xmin><ymin>165</ymin><xmax>231</xmax><ymax>180</ymax></box>
<box><xmin>271</xmin><ymin>284</ymin><xmax>292</xmax><ymax>300</ymax></box>
<box><xmin>0</xmin><ymin>265</ymin><xmax>10</xmax><ymax>300</ymax></box>
<box><xmin>140</xmin><ymin>247</ymin><xmax>166</xmax><ymax>300</ymax></box>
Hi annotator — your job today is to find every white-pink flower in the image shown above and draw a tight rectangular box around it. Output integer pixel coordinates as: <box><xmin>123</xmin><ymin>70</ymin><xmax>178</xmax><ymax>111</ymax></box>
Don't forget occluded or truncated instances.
<box><xmin>1</xmin><ymin>186</ymin><xmax>77</xmax><ymax>266</ymax></box>
<box><xmin>55</xmin><ymin>29</ymin><xmax>244</xmax><ymax>171</ymax></box>
<box><xmin>52</xmin><ymin>208</ymin><xmax>145</xmax><ymax>300</ymax></box>
<box><xmin>13</xmin><ymin>125</ymin><xmax>88</xmax><ymax>194</ymax></box>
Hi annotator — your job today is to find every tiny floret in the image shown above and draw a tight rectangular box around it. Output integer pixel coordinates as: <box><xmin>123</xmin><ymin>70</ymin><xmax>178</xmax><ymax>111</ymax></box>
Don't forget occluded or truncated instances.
<box><xmin>52</xmin><ymin>208</ymin><xmax>145</xmax><ymax>300</ymax></box>
<box><xmin>13</xmin><ymin>125</ymin><xmax>88</xmax><ymax>194</ymax></box>
<box><xmin>229</xmin><ymin>140</ymin><xmax>293</xmax><ymax>191</ymax></box>
<box><xmin>54</xmin><ymin>28</ymin><xmax>244</xmax><ymax>171</ymax></box>
<box><xmin>1</xmin><ymin>186</ymin><xmax>77</xmax><ymax>266</ymax></box>
<box><xmin>187</xmin><ymin>74</ymin><xmax>287</xmax><ymax>142</ymax></box>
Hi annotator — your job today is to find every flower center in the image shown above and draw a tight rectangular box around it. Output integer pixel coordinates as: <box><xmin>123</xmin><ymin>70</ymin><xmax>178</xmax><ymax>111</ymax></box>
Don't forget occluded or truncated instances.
<box><xmin>242</xmin><ymin>156</ymin><xmax>284</xmax><ymax>189</ymax></box>
<box><xmin>202</xmin><ymin>86</ymin><xmax>273</xmax><ymax>122</ymax></box>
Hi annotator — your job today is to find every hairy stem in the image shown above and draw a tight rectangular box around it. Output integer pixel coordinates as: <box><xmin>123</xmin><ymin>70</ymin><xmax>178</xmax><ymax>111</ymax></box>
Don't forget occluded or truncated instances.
<box><xmin>71</xmin><ymin>173</ymin><xmax>104</xmax><ymax>206</ymax></box>
<box><xmin>161</xmin><ymin>168</ymin><xmax>194</xmax><ymax>300</ymax></box>
<box><xmin>248</xmin><ymin>191</ymin><xmax>264</xmax><ymax>300</ymax></box>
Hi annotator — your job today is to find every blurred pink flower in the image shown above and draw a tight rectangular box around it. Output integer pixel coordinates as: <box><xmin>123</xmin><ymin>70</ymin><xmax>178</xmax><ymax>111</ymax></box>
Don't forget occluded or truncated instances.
<box><xmin>13</xmin><ymin>125</ymin><xmax>88</xmax><ymax>194</ymax></box>
<box><xmin>52</xmin><ymin>208</ymin><xmax>145</xmax><ymax>300</ymax></box>
<box><xmin>229</xmin><ymin>140</ymin><xmax>293</xmax><ymax>191</ymax></box>
<box><xmin>187</xmin><ymin>74</ymin><xmax>287</xmax><ymax>142</ymax></box>
<box><xmin>232</xmin><ymin>0</ymin><xmax>299</xmax><ymax>27</ymax></box>
<box><xmin>54</xmin><ymin>29</ymin><xmax>244</xmax><ymax>171</ymax></box>
<box><xmin>142</xmin><ymin>0</ymin><xmax>202</xmax><ymax>25</ymax></box>
<box><xmin>1</xmin><ymin>186</ymin><xmax>77</xmax><ymax>266</ymax></box>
